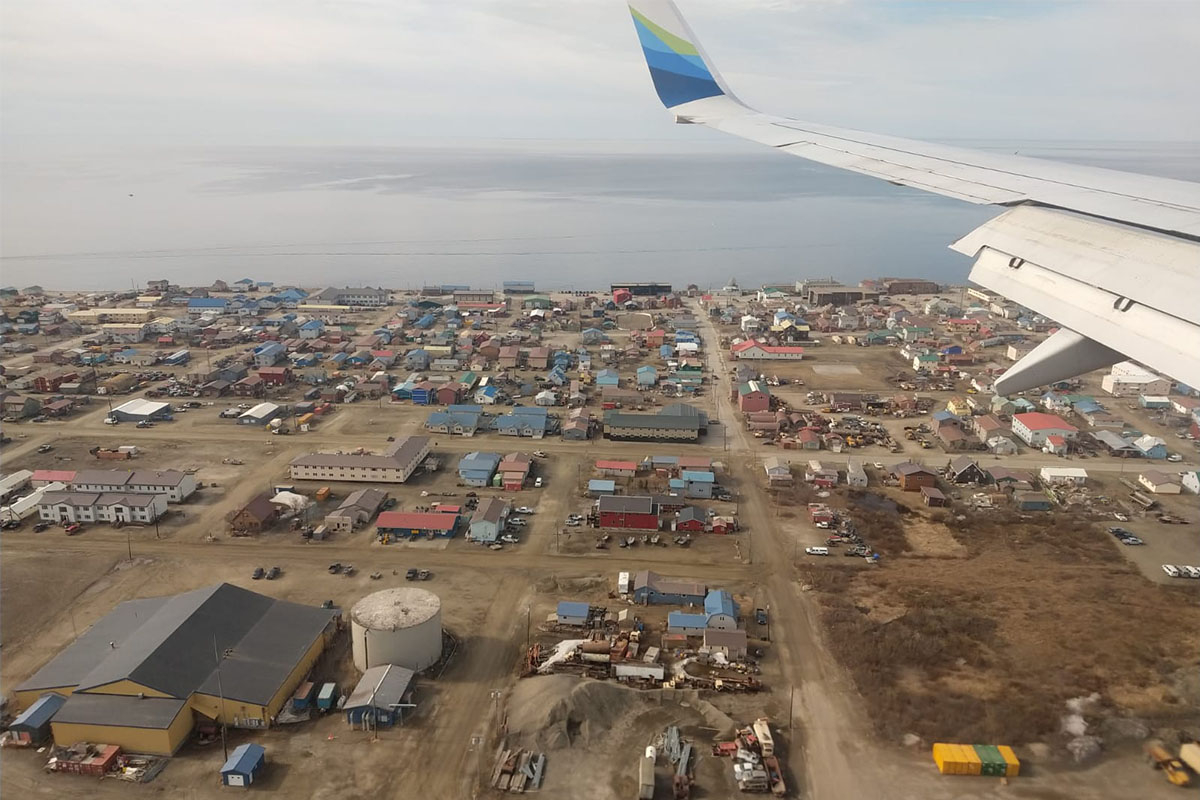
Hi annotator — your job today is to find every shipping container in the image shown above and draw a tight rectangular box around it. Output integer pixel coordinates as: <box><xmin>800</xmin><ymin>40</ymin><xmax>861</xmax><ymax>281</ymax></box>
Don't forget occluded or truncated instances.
<box><xmin>933</xmin><ymin>743</ymin><xmax>1018</xmax><ymax>777</ymax></box>
<box><xmin>315</xmin><ymin>487</ymin><xmax>331</xmax><ymax>502</ymax></box>
<box><xmin>317</xmin><ymin>682</ymin><xmax>337</xmax><ymax>710</ymax></box>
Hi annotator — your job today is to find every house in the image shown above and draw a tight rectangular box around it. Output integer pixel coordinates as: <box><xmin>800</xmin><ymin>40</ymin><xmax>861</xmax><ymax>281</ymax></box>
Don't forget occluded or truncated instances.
<box><xmin>681</xmin><ymin>470</ymin><xmax>715</xmax><ymax>499</ymax></box>
<box><xmin>69</xmin><ymin>469</ymin><xmax>197</xmax><ymax>502</ymax></box>
<box><xmin>921</xmin><ymin>486</ymin><xmax>948</xmax><ymax>507</ymax></box>
<box><xmin>376</xmin><ymin>511</ymin><xmax>459</xmax><ymax>540</ymax></box>
<box><xmin>987</xmin><ymin>466</ymin><xmax>1034</xmax><ymax>488</ymax></box>
<box><xmin>892</xmin><ymin>462</ymin><xmax>937</xmax><ymax>492</ymax></box>
<box><xmin>291</xmin><ymin>437</ymin><xmax>430</xmax><ymax>484</ymax></box>
<box><xmin>805</xmin><ymin>460</ymin><xmax>838</xmax><ymax>487</ymax></box>
<box><xmin>763</xmin><ymin>456</ymin><xmax>793</xmax><ymax>487</ymax></box>
<box><xmin>972</xmin><ymin>414</ymin><xmax>1007</xmax><ymax>443</ymax></box>
<box><xmin>632</xmin><ymin>570</ymin><xmax>705</xmax><ymax>605</ymax></box>
<box><xmin>1042</xmin><ymin>434</ymin><xmax>1070</xmax><ymax>455</ymax></box>
<box><xmin>604</xmin><ymin>405</ymin><xmax>706</xmax><ymax>442</ymax></box>
<box><xmin>597</xmin><ymin>495</ymin><xmax>659</xmax><ymax>530</ymax></box>
<box><xmin>495</xmin><ymin>406</ymin><xmax>549</xmax><ymax>438</ymax></box>
<box><xmin>468</xmin><ymin>498</ymin><xmax>510</xmax><ymax>543</ymax></box>
<box><xmin>1132</xmin><ymin>434</ymin><xmax>1168</xmax><ymax>460</ymax></box>
<box><xmin>2</xmin><ymin>395</ymin><xmax>42</xmax><ymax>419</ymax></box>
<box><xmin>1011</xmin><ymin>412</ymin><xmax>1078</xmax><ymax>447</ymax></box>
<box><xmin>587</xmin><ymin>479</ymin><xmax>617</xmax><ymax>497</ymax></box>
<box><xmin>596</xmin><ymin>460</ymin><xmax>638</xmax><ymax>478</ymax></box>
<box><xmin>1014</xmin><ymin>492</ymin><xmax>1052</xmax><ymax>511</ymax></box>
<box><xmin>497</xmin><ymin>452</ymin><xmax>532</xmax><ymax>491</ymax></box>
<box><xmin>730</xmin><ymin>341</ymin><xmax>804</xmax><ymax>360</ymax></box>
<box><xmin>252</xmin><ymin>341</ymin><xmax>284</xmax><ymax>367</ymax></box>
<box><xmin>1039</xmin><ymin>467</ymin><xmax>1088</xmax><ymax>486</ymax></box>
<box><xmin>323</xmin><ymin>488</ymin><xmax>388</xmax><ymax>534</ymax></box>
<box><xmin>703</xmin><ymin>590</ymin><xmax>738</xmax><ymax>630</ymax></box>
<box><xmin>672</xmin><ymin>506</ymin><xmax>707</xmax><ymax>532</ymax></box>
<box><xmin>229</xmin><ymin>494</ymin><xmax>279</xmax><ymax>532</ymax></box>
<box><xmin>257</xmin><ymin>366</ymin><xmax>291</xmax><ymax>386</ymax></box>
<box><xmin>556</xmin><ymin>601</ymin><xmax>590</xmax><ymax>627</ymax></box>
<box><xmin>948</xmin><ymin>456</ymin><xmax>987</xmax><ymax>485</ymax></box>
<box><xmin>457</xmin><ymin>452</ymin><xmax>502</xmax><ymax>487</ymax></box>
<box><xmin>703</xmin><ymin>629</ymin><xmax>748</xmax><ymax>659</ymax></box>
<box><xmin>987</xmin><ymin>435</ymin><xmax>1019</xmax><ymax>455</ymax></box>
<box><xmin>596</xmin><ymin>369</ymin><xmax>620</xmax><ymax>387</ymax></box>
<box><xmin>1138</xmin><ymin>470</ymin><xmax>1182</xmax><ymax>494</ymax></box>
<box><xmin>667</xmin><ymin>612</ymin><xmax>709</xmax><ymax>635</ymax></box>
<box><xmin>737</xmin><ymin>381</ymin><xmax>771</xmax><ymax>413</ymax></box>
<box><xmin>425</xmin><ymin>410</ymin><xmax>480</xmax><ymax>436</ymax></box>
<box><xmin>38</xmin><ymin>491</ymin><xmax>168</xmax><ymax>524</ymax></box>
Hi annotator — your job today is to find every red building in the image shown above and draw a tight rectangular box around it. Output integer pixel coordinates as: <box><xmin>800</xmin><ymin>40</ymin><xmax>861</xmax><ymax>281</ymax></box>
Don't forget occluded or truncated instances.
<box><xmin>257</xmin><ymin>366</ymin><xmax>292</xmax><ymax>385</ymax></box>
<box><xmin>737</xmin><ymin>380</ymin><xmax>771</xmax><ymax>413</ymax></box>
<box><xmin>672</xmin><ymin>507</ymin><xmax>707</xmax><ymax>532</ymax></box>
<box><xmin>597</xmin><ymin>495</ymin><xmax>659</xmax><ymax>530</ymax></box>
<box><xmin>612</xmin><ymin>288</ymin><xmax>633</xmax><ymax>305</ymax></box>
<box><xmin>435</xmin><ymin>385</ymin><xmax>463</xmax><ymax>405</ymax></box>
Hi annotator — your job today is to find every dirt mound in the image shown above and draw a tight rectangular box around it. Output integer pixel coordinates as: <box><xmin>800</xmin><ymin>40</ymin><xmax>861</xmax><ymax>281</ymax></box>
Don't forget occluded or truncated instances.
<box><xmin>507</xmin><ymin>676</ymin><xmax>639</xmax><ymax>750</ymax></box>
<box><xmin>532</xmin><ymin>575</ymin><xmax>610</xmax><ymax>595</ymax></box>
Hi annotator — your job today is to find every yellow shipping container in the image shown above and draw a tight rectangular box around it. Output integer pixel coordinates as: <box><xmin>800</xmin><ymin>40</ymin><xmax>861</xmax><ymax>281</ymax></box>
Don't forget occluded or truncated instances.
<box><xmin>932</xmin><ymin>743</ymin><xmax>984</xmax><ymax>776</ymax></box>
<box><xmin>997</xmin><ymin>745</ymin><xmax>1020</xmax><ymax>778</ymax></box>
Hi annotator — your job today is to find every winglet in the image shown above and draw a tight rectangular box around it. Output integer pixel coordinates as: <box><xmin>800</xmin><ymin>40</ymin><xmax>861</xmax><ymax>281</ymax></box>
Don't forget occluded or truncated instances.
<box><xmin>627</xmin><ymin>1</ymin><xmax>739</xmax><ymax>110</ymax></box>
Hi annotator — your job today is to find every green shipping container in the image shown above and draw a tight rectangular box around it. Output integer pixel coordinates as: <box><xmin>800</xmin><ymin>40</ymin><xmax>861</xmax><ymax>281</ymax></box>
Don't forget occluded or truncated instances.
<box><xmin>973</xmin><ymin>745</ymin><xmax>1006</xmax><ymax>776</ymax></box>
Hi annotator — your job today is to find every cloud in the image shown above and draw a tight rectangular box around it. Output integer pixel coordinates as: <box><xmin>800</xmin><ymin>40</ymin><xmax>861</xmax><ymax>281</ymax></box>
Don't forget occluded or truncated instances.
<box><xmin>1</xmin><ymin>0</ymin><xmax>1197</xmax><ymax>149</ymax></box>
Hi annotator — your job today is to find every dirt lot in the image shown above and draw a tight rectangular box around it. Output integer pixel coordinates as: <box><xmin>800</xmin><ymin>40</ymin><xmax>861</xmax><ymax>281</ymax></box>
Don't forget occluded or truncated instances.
<box><xmin>803</xmin><ymin>507</ymin><xmax>1200</xmax><ymax>747</ymax></box>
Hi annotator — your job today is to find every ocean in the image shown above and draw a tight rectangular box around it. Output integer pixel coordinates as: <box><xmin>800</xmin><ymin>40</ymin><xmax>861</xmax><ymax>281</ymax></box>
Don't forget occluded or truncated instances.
<box><xmin>2</xmin><ymin>140</ymin><xmax>1197</xmax><ymax>291</ymax></box>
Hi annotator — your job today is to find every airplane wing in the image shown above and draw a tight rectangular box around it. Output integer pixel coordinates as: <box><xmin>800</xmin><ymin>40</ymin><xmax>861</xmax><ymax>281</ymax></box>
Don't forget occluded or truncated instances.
<box><xmin>627</xmin><ymin>0</ymin><xmax>1200</xmax><ymax>395</ymax></box>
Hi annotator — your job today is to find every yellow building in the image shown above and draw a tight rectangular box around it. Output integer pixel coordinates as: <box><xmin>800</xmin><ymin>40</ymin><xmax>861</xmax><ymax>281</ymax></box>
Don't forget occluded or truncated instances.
<box><xmin>14</xmin><ymin>584</ymin><xmax>338</xmax><ymax>756</ymax></box>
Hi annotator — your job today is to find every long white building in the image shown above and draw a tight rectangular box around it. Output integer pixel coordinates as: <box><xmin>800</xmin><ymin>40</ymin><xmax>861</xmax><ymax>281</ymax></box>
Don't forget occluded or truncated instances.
<box><xmin>289</xmin><ymin>436</ymin><xmax>430</xmax><ymax>484</ymax></box>
<box><xmin>38</xmin><ymin>491</ymin><xmax>167</xmax><ymax>524</ymax></box>
<box><xmin>1101</xmin><ymin>361</ymin><xmax>1171</xmax><ymax>397</ymax></box>
<box><xmin>70</xmin><ymin>469</ymin><xmax>197</xmax><ymax>502</ymax></box>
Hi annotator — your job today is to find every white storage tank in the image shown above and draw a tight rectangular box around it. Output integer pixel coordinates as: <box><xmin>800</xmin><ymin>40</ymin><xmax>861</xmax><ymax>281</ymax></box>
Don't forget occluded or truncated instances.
<box><xmin>351</xmin><ymin>587</ymin><xmax>442</xmax><ymax>672</ymax></box>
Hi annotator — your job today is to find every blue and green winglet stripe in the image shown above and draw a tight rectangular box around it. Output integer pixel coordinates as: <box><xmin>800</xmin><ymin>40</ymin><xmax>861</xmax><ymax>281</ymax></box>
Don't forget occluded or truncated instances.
<box><xmin>630</xmin><ymin>6</ymin><xmax>724</xmax><ymax>107</ymax></box>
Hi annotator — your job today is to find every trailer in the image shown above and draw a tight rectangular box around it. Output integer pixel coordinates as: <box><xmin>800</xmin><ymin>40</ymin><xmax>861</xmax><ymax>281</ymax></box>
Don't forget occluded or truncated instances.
<box><xmin>638</xmin><ymin>755</ymin><xmax>655</xmax><ymax>800</ymax></box>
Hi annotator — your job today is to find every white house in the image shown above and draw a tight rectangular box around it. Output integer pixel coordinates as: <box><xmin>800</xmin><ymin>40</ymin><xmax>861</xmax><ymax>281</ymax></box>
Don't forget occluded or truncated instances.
<box><xmin>1138</xmin><ymin>470</ymin><xmax>1182</xmax><ymax>494</ymax></box>
<box><xmin>1039</xmin><ymin>467</ymin><xmax>1088</xmax><ymax>486</ymax></box>
<box><xmin>1011</xmin><ymin>412</ymin><xmax>1078</xmax><ymax>447</ymax></box>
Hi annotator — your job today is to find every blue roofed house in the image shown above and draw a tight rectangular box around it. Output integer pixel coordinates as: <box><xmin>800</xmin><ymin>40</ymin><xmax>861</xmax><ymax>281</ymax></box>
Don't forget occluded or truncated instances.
<box><xmin>188</xmin><ymin>297</ymin><xmax>228</xmax><ymax>314</ymax></box>
<box><xmin>547</xmin><ymin>365</ymin><xmax>568</xmax><ymax>387</ymax></box>
<box><xmin>556</xmin><ymin>601</ymin><xmax>590</xmax><ymax>627</ymax></box>
<box><xmin>495</xmin><ymin>407</ymin><xmax>548</xmax><ymax>439</ymax></box>
<box><xmin>588</xmin><ymin>479</ymin><xmax>616</xmax><ymax>496</ymax></box>
<box><xmin>298</xmin><ymin>319</ymin><xmax>325</xmax><ymax>339</ymax></box>
<box><xmin>405</xmin><ymin>349</ymin><xmax>430</xmax><ymax>370</ymax></box>
<box><xmin>596</xmin><ymin>369</ymin><xmax>620</xmax><ymax>387</ymax></box>
<box><xmin>636</xmin><ymin>365</ymin><xmax>658</xmax><ymax>387</ymax></box>
<box><xmin>426</xmin><ymin>410</ymin><xmax>480</xmax><ymax>436</ymax></box>
<box><xmin>457</xmin><ymin>451</ymin><xmax>501</xmax><ymax>486</ymax></box>
<box><xmin>581</xmin><ymin>328</ymin><xmax>608</xmax><ymax>344</ymax></box>
<box><xmin>682</xmin><ymin>470</ymin><xmax>715</xmax><ymax>499</ymax></box>
<box><xmin>704</xmin><ymin>590</ymin><xmax>739</xmax><ymax>630</ymax></box>
<box><xmin>667</xmin><ymin>612</ymin><xmax>709</xmax><ymax>635</ymax></box>
<box><xmin>475</xmin><ymin>384</ymin><xmax>501</xmax><ymax>404</ymax></box>
<box><xmin>253</xmin><ymin>341</ymin><xmax>284</xmax><ymax>367</ymax></box>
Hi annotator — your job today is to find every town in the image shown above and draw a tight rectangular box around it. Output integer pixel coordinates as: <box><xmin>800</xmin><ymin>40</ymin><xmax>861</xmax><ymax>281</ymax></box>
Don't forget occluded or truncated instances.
<box><xmin>1</xmin><ymin>276</ymin><xmax>1198</xmax><ymax>798</ymax></box>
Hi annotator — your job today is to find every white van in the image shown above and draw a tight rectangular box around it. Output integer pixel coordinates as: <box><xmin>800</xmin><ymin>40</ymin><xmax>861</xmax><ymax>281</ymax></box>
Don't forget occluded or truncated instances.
<box><xmin>805</xmin><ymin>546</ymin><xmax>830</xmax><ymax>556</ymax></box>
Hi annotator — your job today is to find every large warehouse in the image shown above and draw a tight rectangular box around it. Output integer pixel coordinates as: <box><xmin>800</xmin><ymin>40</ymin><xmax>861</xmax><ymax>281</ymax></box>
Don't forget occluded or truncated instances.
<box><xmin>108</xmin><ymin>398</ymin><xmax>173</xmax><ymax>423</ymax></box>
<box><xmin>13</xmin><ymin>584</ymin><xmax>338</xmax><ymax>756</ymax></box>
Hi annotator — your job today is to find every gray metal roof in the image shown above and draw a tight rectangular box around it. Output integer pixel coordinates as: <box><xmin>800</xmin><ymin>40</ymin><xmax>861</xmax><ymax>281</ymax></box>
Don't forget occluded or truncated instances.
<box><xmin>52</xmin><ymin>693</ymin><xmax>188</xmax><ymax>730</ymax></box>
<box><xmin>344</xmin><ymin>664</ymin><xmax>414</xmax><ymax>710</ymax></box>
<box><xmin>17</xmin><ymin>596</ymin><xmax>169</xmax><ymax>693</ymax></box>
<box><xmin>19</xmin><ymin>584</ymin><xmax>335</xmax><ymax>708</ymax></box>
<box><xmin>604</xmin><ymin>412</ymin><xmax>701</xmax><ymax>431</ymax></box>
<box><xmin>598</xmin><ymin>495</ymin><xmax>655</xmax><ymax>514</ymax></box>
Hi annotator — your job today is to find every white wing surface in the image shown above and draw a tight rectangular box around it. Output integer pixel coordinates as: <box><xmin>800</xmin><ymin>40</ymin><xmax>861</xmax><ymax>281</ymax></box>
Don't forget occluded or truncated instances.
<box><xmin>627</xmin><ymin>0</ymin><xmax>1200</xmax><ymax>394</ymax></box>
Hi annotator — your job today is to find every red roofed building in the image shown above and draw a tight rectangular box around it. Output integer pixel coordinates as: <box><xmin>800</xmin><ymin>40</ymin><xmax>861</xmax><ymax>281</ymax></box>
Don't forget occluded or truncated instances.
<box><xmin>730</xmin><ymin>341</ymin><xmax>804</xmax><ymax>360</ymax></box>
<box><xmin>1011</xmin><ymin>412</ymin><xmax>1079</xmax><ymax>447</ymax></box>
<box><xmin>595</xmin><ymin>460</ymin><xmax>638</xmax><ymax>478</ymax></box>
<box><xmin>376</xmin><ymin>511</ymin><xmax>458</xmax><ymax>540</ymax></box>
<box><xmin>32</xmin><ymin>469</ymin><xmax>77</xmax><ymax>488</ymax></box>
<box><xmin>1043</xmin><ymin>434</ymin><xmax>1069</xmax><ymax>455</ymax></box>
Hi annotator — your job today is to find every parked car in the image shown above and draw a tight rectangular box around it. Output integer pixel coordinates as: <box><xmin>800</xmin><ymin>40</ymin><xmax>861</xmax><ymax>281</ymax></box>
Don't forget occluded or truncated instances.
<box><xmin>36</xmin><ymin>444</ymin><xmax>53</xmax><ymax>453</ymax></box>
<box><xmin>418</xmin><ymin>569</ymin><xmax>431</xmax><ymax>580</ymax></box>
<box><xmin>533</xmin><ymin>451</ymin><xmax>548</xmax><ymax>458</ymax></box>
<box><xmin>805</xmin><ymin>546</ymin><xmax>830</xmax><ymax>556</ymax></box>
<box><xmin>65</xmin><ymin>523</ymin><xmax>82</xmax><ymax>535</ymax></box>
<box><xmin>1162</xmin><ymin>564</ymin><xmax>1181</xmax><ymax>577</ymax></box>
<box><xmin>252</xmin><ymin>567</ymin><xmax>265</xmax><ymax>580</ymax></box>
<box><xmin>33</xmin><ymin>522</ymin><xmax>50</xmax><ymax>532</ymax></box>
<box><xmin>266</xmin><ymin>566</ymin><xmax>281</xmax><ymax>580</ymax></box>
<box><xmin>1180</xmin><ymin>565</ymin><xmax>1200</xmax><ymax>579</ymax></box>
<box><xmin>534</xmin><ymin>477</ymin><xmax>544</xmax><ymax>488</ymax></box>
<box><xmin>406</xmin><ymin>568</ymin><xmax>419</xmax><ymax>581</ymax></box>
<box><xmin>500</xmin><ymin>534</ymin><xmax>520</xmax><ymax>544</ymax></box>
<box><xmin>515</xmin><ymin>506</ymin><xmax>535</xmax><ymax>514</ymax></box>
<box><xmin>755</xmin><ymin>608</ymin><xmax>768</xmax><ymax>625</ymax></box>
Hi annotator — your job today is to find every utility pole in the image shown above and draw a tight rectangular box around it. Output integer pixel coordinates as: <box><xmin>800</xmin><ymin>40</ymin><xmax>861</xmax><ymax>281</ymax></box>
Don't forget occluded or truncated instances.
<box><xmin>214</xmin><ymin>636</ymin><xmax>229</xmax><ymax>761</ymax></box>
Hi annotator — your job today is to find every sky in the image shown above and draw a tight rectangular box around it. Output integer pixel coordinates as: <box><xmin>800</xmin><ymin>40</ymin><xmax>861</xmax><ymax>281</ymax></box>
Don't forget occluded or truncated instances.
<box><xmin>2</xmin><ymin>0</ymin><xmax>1199</xmax><ymax>152</ymax></box>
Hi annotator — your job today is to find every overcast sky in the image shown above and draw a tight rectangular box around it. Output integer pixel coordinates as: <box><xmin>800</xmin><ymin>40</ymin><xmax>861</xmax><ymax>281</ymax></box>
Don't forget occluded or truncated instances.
<box><xmin>2</xmin><ymin>0</ymin><xmax>1198</xmax><ymax>152</ymax></box>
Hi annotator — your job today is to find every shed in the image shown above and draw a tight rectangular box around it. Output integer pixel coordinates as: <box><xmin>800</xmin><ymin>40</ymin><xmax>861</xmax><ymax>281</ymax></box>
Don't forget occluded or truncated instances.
<box><xmin>8</xmin><ymin>692</ymin><xmax>66</xmax><ymax>745</ymax></box>
<box><xmin>344</xmin><ymin>664</ymin><xmax>415</xmax><ymax>728</ymax></box>
<box><xmin>556</xmin><ymin>601</ymin><xmax>590</xmax><ymax>627</ymax></box>
<box><xmin>221</xmin><ymin>743</ymin><xmax>266</xmax><ymax>787</ymax></box>
<box><xmin>921</xmin><ymin>486</ymin><xmax>948</xmax><ymax>507</ymax></box>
